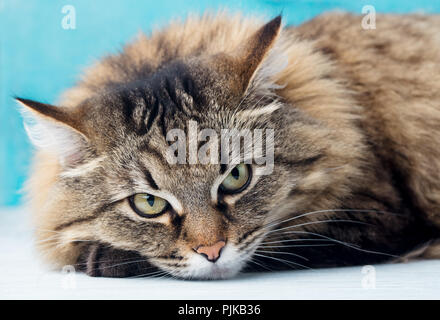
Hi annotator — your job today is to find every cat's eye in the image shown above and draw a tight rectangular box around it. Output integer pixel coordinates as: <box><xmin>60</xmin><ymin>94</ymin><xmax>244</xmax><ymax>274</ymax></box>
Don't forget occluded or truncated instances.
<box><xmin>220</xmin><ymin>164</ymin><xmax>252</xmax><ymax>194</ymax></box>
<box><xmin>129</xmin><ymin>193</ymin><xmax>169</xmax><ymax>218</ymax></box>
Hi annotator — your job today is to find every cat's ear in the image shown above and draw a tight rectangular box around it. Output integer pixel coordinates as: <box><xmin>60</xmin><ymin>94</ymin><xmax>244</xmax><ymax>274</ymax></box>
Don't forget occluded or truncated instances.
<box><xmin>216</xmin><ymin>15</ymin><xmax>286</xmax><ymax>96</ymax></box>
<box><xmin>16</xmin><ymin>97</ymin><xmax>89</xmax><ymax>167</ymax></box>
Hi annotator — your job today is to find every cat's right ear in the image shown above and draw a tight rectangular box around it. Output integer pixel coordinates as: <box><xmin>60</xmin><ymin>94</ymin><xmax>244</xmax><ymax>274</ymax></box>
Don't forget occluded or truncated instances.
<box><xmin>16</xmin><ymin>97</ymin><xmax>89</xmax><ymax>167</ymax></box>
<box><xmin>213</xmin><ymin>15</ymin><xmax>286</xmax><ymax>97</ymax></box>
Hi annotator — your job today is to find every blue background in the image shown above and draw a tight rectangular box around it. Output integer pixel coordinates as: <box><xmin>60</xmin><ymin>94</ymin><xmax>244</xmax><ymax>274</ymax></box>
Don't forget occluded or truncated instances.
<box><xmin>1</xmin><ymin>0</ymin><xmax>439</xmax><ymax>207</ymax></box>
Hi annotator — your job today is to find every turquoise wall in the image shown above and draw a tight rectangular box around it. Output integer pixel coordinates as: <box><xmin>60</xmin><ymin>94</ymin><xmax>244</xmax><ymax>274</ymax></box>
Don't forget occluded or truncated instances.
<box><xmin>1</xmin><ymin>0</ymin><xmax>439</xmax><ymax>206</ymax></box>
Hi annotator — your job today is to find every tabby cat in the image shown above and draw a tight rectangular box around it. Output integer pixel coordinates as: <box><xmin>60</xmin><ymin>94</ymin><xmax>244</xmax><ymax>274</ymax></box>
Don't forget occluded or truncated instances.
<box><xmin>18</xmin><ymin>12</ymin><xmax>440</xmax><ymax>279</ymax></box>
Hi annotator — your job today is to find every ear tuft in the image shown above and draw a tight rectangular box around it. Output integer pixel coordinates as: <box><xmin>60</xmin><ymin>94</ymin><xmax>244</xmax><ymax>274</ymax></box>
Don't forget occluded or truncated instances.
<box><xmin>212</xmin><ymin>15</ymin><xmax>287</xmax><ymax>99</ymax></box>
<box><xmin>15</xmin><ymin>97</ymin><xmax>78</xmax><ymax>127</ymax></box>
<box><xmin>16</xmin><ymin>97</ymin><xmax>88</xmax><ymax>167</ymax></box>
<box><xmin>234</xmin><ymin>15</ymin><xmax>283</xmax><ymax>92</ymax></box>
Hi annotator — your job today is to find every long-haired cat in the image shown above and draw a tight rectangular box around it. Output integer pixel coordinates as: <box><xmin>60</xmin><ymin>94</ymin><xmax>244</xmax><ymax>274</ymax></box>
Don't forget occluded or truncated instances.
<box><xmin>17</xmin><ymin>12</ymin><xmax>440</xmax><ymax>279</ymax></box>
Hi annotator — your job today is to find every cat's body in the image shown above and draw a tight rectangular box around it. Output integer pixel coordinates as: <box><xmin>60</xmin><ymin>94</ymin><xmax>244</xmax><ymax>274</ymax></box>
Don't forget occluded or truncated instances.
<box><xmin>20</xmin><ymin>12</ymin><xmax>440</xmax><ymax>278</ymax></box>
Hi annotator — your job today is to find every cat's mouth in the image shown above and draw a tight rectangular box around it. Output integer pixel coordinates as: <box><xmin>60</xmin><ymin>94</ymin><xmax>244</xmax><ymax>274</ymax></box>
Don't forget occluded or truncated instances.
<box><xmin>160</xmin><ymin>244</ymin><xmax>247</xmax><ymax>280</ymax></box>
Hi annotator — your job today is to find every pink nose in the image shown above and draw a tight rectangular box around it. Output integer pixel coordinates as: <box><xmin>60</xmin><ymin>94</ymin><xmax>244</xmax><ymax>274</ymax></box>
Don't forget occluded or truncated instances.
<box><xmin>194</xmin><ymin>241</ymin><xmax>226</xmax><ymax>262</ymax></box>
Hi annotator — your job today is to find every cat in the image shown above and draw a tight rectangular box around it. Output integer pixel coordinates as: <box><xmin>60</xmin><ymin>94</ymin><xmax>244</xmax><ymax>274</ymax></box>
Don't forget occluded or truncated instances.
<box><xmin>17</xmin><ymin>12</ymin><xmax>440</xmax><ymax>279</ymax></box>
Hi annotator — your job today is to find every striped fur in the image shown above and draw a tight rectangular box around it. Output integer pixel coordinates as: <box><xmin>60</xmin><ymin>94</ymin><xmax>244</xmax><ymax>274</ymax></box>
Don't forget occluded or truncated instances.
<box><xmin>18</xmin><ymin>12</ymin><xmax>440</xmax><ymax>278</ymax></box>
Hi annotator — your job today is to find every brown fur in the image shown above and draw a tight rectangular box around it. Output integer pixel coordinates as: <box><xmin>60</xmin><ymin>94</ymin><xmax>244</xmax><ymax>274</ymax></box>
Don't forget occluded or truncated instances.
<box><xmin>19</xmin><ymin>12</ymin><xmax>440</xmax><ymax>278</ymax></box>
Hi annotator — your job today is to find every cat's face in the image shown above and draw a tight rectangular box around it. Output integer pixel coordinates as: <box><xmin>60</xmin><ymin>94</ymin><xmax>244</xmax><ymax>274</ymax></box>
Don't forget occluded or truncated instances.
<box><xmin>20</xmin><ymin>16</ymin><xmax>356</xmax><ymax>279</ymax></box>
<box><xmin>51</xmin><ymin>57</ymin><xmax>304</xmax><ymax>279</ymax></box>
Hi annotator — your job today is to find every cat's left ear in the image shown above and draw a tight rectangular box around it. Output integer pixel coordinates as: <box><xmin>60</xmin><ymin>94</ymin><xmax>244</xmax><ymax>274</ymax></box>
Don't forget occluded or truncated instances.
<box><xmin>215</xmin><ymin>15</ymin><xmax>286</xmax><ymax>96</ymax></box>
<box><xmin>16</xmin><ymin>97</ymin><xmax>89</xmax><ymax>167</ymax></box>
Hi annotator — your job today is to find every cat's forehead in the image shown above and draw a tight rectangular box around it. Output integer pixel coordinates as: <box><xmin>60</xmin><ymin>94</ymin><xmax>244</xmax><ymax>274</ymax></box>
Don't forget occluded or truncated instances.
<box><xmin>82</xmin><ymin>64</ymin><xmax>245</xmax><ymax>151</ymax></box>
<box><xmin>90</xmin><ymin>61</ymin><xmax>227</xmax><ymax>120</ymax></box>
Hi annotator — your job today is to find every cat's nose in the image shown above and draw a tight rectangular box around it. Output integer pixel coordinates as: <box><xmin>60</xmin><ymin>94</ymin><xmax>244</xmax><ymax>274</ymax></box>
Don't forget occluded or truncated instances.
<box><xmin>194</xmin><ymin>240</ymin><xmax>226</xmax><ymax>263</ymax></box>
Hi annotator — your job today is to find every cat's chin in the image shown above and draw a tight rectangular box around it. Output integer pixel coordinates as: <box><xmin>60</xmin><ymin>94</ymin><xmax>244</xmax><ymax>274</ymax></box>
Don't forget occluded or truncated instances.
<box><xmin>170</xmin><ymin>244</ymin><xmax>246</xmax><ymax>280</ymax></box>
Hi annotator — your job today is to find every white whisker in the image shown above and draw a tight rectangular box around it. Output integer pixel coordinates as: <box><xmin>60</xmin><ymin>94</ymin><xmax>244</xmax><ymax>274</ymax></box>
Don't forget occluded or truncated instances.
<box><xmin>253</xmin><ymin>253</ymin><xmax>311</xmax><ymax>270</ymax></box>
<box><xmin>259</xmin><ymin>238</ymin><xmax>330</xmax><ymax>245</ymax></box>
<box><xmin>279</xmin><ymin>230</ymin><xmax>398</xmax><ymax>258</ymax></box>
<box><xmin>247</xmin><ymin>257</ymin><xmax>273</xmax><ymax>272</ymax></box>
<box><xmin>258</xmin><ymin>244</ymin><xmax>335</xmax><ymax>249</ymax></box>
<box><xmin>255</xmin><ymin>249</ymin><xmax>309</xmax><ymax>261</ymax></box>
<box><xmin>264</xmin><ymin>208</ymin><xmax>402</xmax><ymax>231</ymax></box>
<box><xmin>266</xmin><ymin>219</ymin><xmax>371</xmax><ymax>235</ymax></box>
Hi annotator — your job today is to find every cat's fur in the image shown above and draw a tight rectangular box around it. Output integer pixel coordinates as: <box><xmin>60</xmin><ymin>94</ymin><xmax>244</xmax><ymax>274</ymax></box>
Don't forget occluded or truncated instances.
<box><xmin>18</xmin><ymin>12</ymin><xmax>440</xmax><ymax>279</ymax></box>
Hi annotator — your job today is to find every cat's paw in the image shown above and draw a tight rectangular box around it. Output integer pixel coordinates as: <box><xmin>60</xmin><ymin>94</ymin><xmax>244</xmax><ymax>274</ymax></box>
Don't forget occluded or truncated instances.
<box><xmin>76</xmin><ymin>243</ymin><xmax>157</xmax><ymax>278</ymax></box>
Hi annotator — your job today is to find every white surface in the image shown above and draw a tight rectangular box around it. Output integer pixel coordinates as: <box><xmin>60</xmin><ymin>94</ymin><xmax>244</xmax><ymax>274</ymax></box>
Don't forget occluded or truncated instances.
<box><xmin>0</xmin><ymin>207</ymin><xmax>439</xmax><ymax>299</ymax></box>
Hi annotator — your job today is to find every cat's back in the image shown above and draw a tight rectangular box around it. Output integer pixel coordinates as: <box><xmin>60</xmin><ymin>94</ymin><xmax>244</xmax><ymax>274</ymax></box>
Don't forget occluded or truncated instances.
<box><xmin>297</xmin><ymin>12</ymin><xmax>440</xmax><ymax>226</ymax></box>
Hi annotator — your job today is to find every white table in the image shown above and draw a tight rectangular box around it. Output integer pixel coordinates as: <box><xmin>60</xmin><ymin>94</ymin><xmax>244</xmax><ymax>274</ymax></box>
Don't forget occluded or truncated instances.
<box><xmin>1</xmin><ymin>207</ymin><xmax>439</xmax><ymax>299</ymax></box>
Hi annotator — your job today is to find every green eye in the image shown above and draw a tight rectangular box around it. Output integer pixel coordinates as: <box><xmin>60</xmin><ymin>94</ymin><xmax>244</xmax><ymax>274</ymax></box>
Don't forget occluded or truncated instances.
<box><xmin>220</xmin><ymin>164</ymin><xmax>251</xmax><ymax>194</ymax></box>
<box><xmin>129</xmin><ymin>193</ymin><xmax>169</xmax><ymax>218</ymax></box>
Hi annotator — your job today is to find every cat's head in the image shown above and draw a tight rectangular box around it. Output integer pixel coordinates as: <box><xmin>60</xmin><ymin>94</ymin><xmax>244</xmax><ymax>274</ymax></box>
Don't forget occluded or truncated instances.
<box><xmin>18</xmin><ymin>16</ymin><xmax>359</xmax><ymax>279</ymax></box>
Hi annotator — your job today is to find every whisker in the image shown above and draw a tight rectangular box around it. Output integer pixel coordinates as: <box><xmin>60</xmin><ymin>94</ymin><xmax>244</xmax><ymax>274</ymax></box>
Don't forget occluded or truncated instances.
<box><xmin>255</xmin><ymin>249</ymin><xmax>309</xmax><ymax>261</ymax></box>
<box><xmin>259</xmin><ymin>238</ymin><xmax>331</xmax><ymax>245</ymax></box>
<box><xmin>258</xmin><ymin>244</ymin><xmax>335</xmax><ymax>249</ymax></box>
<box><xmin>156</xmin><ymin>272</ymin><xmax>172</xmax><ymax>280</ymax></box>
<box><xmin>253</xmin><ymin>253</ymin><xmax>311</xmax><ymax>270</ymax></box>
<box><xmin>73</xmin><ymin>256</ymin><xmax>148</xmax><ymax>267</ymax></box>
<box><xmin>34</xmin><ymin>228</ymin><xmax>65</xmax><ymax>234</ymax></box>
<box><xmin>128</xmin><ymin>270</ymin><xmax>166</xmax><ymax>279</ymax></box>
<box><xmin>97</xmin><ymin>259</ymin><xmax>152</xmax><ymax>270</ymax></box>
<box><xmin>279</xmin><ymin>230</ymin><xmax>398</xmax><ymax>258</ymax></box>
<box><xmin>34</xmin><ymin>235</ymin><xmax>61</xmax><ymax>244</ymax></box>
<box><xmin>247</xmin><ymin>257</ymin><xmax>274</xmax><ymax>272</ymax></box>
<box><xmin>77</xmin><ymin>258</ymin><xmax>154</xmax><ymax>273</ymax></box>
<box><xmin>264</xmin><ymin>208</ymin><xmax>403</xmax><ymax>231</ymax></box>
<box><xmin>266</xmin><ymin>219</ymin><xmax>371</xmax><ymax>235</ymax></box>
